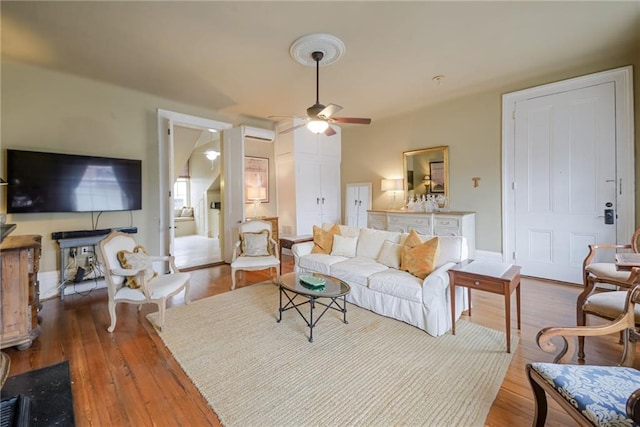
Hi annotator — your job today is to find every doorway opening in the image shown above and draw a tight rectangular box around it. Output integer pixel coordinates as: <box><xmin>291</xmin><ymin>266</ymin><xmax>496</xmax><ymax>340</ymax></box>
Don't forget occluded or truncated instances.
<box><xmin>157</xmin><ymin>109</ymin><xmax>232</xmax><ymax>270</ymax></box>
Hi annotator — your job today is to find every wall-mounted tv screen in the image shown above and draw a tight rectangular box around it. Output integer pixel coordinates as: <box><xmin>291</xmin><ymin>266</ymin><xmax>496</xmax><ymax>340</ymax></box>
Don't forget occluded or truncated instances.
<box><xmin>7</xmin><ymin>149</ymin><xmax>142</xmax><ymax>213</ymax></box>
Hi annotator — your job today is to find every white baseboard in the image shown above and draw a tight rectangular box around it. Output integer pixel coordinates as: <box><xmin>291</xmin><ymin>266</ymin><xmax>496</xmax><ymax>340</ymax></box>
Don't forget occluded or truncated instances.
<box><xmin>39</xmin><ymin>270</ymin><xmax>106</xmax><ymax>300</ymax></box>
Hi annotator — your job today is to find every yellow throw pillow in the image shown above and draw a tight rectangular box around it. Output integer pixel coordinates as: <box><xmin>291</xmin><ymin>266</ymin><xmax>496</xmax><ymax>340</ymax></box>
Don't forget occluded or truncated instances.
<box><xmin>117</xmin><ymin>245</ymin><xmax>157</xmax><ymax>289</ymax></box>
<box><xmin>402</xmin><ymin>236</ymin><xmax>440</xmax><ymax>279</ymax></box>
<box><xmin>311</xmin><ymin>223</ymin><xmax>341</xmax><ymax>254</ymax></box>
<box><xmin>400</xmin><ymin>229</ymin><xmax>424</xmax><ymax>271</ymax></box>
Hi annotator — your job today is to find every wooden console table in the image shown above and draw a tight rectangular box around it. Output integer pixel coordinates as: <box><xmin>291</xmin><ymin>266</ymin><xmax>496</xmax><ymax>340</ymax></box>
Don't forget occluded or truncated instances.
<box><xmin>448</xmin><ymin>260</ymin><xmax>521</xmax><ymax>353</ymax></box>
<box><xmin>0</xmin><ymin>234</ymin><xmax>42</xmax><ymax>350</ymax></box>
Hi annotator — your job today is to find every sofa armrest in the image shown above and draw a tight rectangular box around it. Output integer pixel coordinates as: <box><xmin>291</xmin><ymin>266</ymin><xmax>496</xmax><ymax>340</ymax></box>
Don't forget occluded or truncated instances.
<box><xmin>292</xmin><ymin>241</ymin><xmax>314</xmax><ymax>265</ymax></box>
<box><xmin>421</xmin><ymin>262</ymin><xmax>456</xmax><ymax>305</ymax></box>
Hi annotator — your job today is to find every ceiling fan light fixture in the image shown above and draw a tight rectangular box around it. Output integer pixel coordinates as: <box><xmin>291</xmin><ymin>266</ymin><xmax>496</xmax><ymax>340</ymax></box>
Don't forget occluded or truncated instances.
<box><xmin>205</xmin><ymin>150</ymin><xmax>219</xmax><ymax>160</ymax></box>
<box><xmin>307</xmin><ymin>119</ymin><xmax>329</xmax><ymax>134</ymax></box>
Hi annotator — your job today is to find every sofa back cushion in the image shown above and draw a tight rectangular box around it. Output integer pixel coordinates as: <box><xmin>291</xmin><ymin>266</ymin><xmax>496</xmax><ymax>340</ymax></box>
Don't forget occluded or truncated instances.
<box><xmin>338</xmin><ymin>224</ymin><xmax>361</xmax><ymax>238</ymax></box>
<box><xmin>356</xmin><ymin>228</ymin><xmax>402</xmax><ymax>260</ymax></box>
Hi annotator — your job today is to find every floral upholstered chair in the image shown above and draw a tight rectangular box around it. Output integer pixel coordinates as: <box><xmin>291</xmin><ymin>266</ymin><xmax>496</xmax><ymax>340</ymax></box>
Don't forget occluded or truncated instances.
<box><xmin>230</xmin><ymin>220</ymin><xmax>280</xmax><ymax>290</ymax></box>
<box><xmin>527</xmin><ymin>285</ymin><xmax>640</xmax><ymax>426</ymax></box>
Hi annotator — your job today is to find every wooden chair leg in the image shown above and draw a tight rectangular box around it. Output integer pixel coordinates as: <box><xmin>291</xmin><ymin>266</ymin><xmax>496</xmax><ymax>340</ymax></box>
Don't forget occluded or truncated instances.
<box><xmin>526</xmin><ymin>365</ymin><xmax>548</xmax><ymax>427</ymax></box>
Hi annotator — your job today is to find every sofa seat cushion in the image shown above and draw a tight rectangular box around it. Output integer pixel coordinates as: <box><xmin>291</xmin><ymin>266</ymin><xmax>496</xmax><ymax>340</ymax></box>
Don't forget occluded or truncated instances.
<box><xmin>368</xmin><ymin>269</ymin><xmax>423</xmax><ymax>303</ymax></box>
<box><xmin>297</xmin><ymin>254</ymin><xmax>348</xmax><ymax>275</ymax></box>
<box><xmin>330</xmin><ymin>257</ymin><xmax>388</xmax><ymax>287</ymax></box>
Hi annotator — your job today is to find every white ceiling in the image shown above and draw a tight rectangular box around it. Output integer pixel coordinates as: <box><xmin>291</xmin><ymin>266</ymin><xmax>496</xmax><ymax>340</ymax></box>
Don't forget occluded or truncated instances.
<box><xmin>2</xmin><ymin>1</ymin><xmax>638</xmax><ymax>125</ymax></box>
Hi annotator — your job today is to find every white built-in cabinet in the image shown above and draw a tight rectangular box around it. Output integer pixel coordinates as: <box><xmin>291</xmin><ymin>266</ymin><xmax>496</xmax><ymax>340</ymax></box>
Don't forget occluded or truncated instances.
<box><xmin>275</xmin><ymin>119</ymin><xmax>341</xmax><ymax>236</ymax></box>
<box><xmin>368</xmin><ymin>210</ymin><xmax>476</xmax><ymax>257</ymax></box>
<box><xmin>345</xmin><ymin>183</ymin><xmax>372</xmax><ymax>228</ymax></box>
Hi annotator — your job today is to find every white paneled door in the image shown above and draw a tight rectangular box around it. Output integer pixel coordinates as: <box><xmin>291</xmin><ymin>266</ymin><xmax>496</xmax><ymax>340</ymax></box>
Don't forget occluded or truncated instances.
<box><xmin>512</xmin><ymin>83</ymin><xmax>617</xmax><ymax>283</ymax></box>
<box><xmin>504</xmin><ymin>67</ymin><xmax>635</xmax><ymax>284</ymax></box>
<box><xmin>345</xmin><ymin>183</ymin><xmax>372</xmax><ymax>228</ymax></box>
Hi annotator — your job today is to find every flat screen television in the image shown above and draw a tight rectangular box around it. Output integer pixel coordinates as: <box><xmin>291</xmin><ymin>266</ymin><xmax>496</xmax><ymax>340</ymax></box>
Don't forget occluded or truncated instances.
<box><xmin>7</xmin><ymin>149</ymin><xmax>142</xmax><ymax>213</ymax></box>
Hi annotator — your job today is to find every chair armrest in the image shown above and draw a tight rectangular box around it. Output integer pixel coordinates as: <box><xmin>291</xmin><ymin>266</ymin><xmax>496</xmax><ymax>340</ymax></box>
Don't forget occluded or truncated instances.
<box><xmin>231</xmin><ymin>241</ymin><xmax>242</xmax><ymax>261</ymax></box>
<box><xmin>110</xmin><ymin>267</ymin><xmax>143</xmax><ymax>276</ymax></box>
<box><xmin>583</xmin><ymin>243</ymin><xmax>633</xmax><ymax>268</ymax></box>
<box><xmin>538</xmin><ymin>284</ymin><xmax>640</xmax><ymax>364</ymax></box>
<box><xmin>269</xmin><ymin>238</ymin><xmax>280</xmax><ymax>259</ymax></box>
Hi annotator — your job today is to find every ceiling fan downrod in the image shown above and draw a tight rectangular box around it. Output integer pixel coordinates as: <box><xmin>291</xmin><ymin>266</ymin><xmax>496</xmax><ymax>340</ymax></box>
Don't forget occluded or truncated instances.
<box><xmin>312</xmin><ymin>51</ymin><xmax>324</xmax><ymax>107</ymax></box>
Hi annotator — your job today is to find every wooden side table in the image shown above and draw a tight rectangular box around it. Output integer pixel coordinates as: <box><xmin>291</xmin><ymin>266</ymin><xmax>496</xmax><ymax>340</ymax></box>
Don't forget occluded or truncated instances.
<box><xmin>448</xmin><ymin>260</ymin><xmax>522</xmax><ymax>353</ymax></box>
<box><xmin>279</xmin><ymin>235</ymin><xmax>313</xmax><ymax>273</ymax></box>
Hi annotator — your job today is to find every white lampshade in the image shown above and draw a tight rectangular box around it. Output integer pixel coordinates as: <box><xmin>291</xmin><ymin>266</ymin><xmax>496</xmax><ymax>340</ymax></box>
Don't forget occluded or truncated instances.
<box><xmin>307</xmin><ymin>119</ymin><xmax>329</xmax><ymax>134</ymax></box>
<box><xmin>381</xmin><ymin>178</ymin><xmax>403</xmax><ymax>192</ymax></box>
<box><xmin>247</xmin><ymin>186</ymin><xmax>267</xmax><ymax>201</ymax></box>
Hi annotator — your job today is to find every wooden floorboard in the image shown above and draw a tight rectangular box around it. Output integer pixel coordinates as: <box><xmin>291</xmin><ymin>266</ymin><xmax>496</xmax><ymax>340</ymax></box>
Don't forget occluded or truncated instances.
<box><xmin>3</xmin><ymin>256</ymin><xmax>638</xmax><ymax>426</ymax></box>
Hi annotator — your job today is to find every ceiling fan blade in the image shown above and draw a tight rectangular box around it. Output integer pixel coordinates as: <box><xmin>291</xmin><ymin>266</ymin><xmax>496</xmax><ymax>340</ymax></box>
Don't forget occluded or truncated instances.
<box><xmin>330</xmin><ymin>117</ymin><xmax>372</xmax><ymax>125</ymax></box>
<box><xmin>324</xmin><ymin>125</ymin><xmax>337</xmax><ymax>136</ymax></box>
<box><xmin>279</xmin><ymin>123</ymin><xmax>306</xmax><ymax>134</ymax></box>
<box><xmin>267</xmin><ymin>115</ymin><xmax>303</xmax><ymax>119</ymax></box>
<box><xmin>317</xmin><ymin>103</ymin><xmax>343</xmax><ymax>119</ymax></box>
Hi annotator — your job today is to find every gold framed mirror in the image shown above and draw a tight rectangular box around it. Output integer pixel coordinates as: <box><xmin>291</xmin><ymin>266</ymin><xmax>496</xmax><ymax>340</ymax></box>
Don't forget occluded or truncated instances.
<box><xmin>403</xmin><ymin>146</ymin><xmax>449</xmax><ymax>201</ymax></box>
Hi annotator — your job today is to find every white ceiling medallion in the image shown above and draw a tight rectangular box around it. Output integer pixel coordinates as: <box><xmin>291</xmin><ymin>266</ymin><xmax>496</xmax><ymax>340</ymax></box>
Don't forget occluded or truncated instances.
<box><xmin>289</xmin><ymin>33</ymin><xmax>346</xmax><ymax>67</ymax></box>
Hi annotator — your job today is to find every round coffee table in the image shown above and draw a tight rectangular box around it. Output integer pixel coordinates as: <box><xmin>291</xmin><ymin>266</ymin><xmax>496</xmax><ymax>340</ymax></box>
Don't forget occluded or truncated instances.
<box><xmin>277</xmin><ymin>272</ymin><xmax>351</xmax><ymax>342</ymax></box>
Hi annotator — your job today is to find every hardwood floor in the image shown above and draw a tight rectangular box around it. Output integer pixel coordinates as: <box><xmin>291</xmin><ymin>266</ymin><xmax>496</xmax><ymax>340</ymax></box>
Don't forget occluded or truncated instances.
<box><xmin>4</xmin><ymin>256</ymin><xmax>638</xmax><ymax>426</ymax></box>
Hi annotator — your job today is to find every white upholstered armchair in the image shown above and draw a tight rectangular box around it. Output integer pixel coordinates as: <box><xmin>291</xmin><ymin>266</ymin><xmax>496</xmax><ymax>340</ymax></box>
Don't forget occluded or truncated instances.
<box><xmin>98</xmin><ymin>231</ymin><xmax>190</xmax><ymax>332</ymax></box>
<box><xmin>230</xmin><ymin>220</ymin><xmax>280</xmax><ymax>290</ymax></box>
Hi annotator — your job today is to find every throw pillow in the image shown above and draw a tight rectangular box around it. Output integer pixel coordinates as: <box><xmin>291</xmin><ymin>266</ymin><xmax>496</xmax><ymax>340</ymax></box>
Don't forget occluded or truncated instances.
<box><xmin>377</xmin><ymin>240</ymin><xmax>402</xmax><ymax>269</ymax></box>
<box><xmin>311</xmin><ymin>223</ymin><xmax>341</xmax><ymax>254</ymax></box>
<box><xmin>331</xmin><ymin>234</ymin><xmax>358</xmax><ymax>257</ymax></box>
<box><xmin>400</xmin><ymin>229</ymin><xmax>424</xmax><ymax>271</ymax></box>
<box><xmin>240</xmin><ymin>230</ymin><xmax>271</xmax><ymax>256</ymax></box>
<box><xmin>180</xmin><ymin>207</ymin><xmax>194</xmax><ymax>217</ymax></box>
<box><xmin>117</xmin><ymin>245</ymin><xmax>157</xmax><ymax>289</ymax></box>
<box><xmin>402</xmin><ymin>237</ymin><xmax>440</xmax><ymax>279</ymax></box>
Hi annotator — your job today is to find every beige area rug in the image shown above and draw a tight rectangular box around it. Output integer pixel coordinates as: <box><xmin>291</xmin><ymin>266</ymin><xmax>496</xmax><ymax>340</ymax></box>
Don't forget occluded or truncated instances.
<box><xmin>149</xmin><ymin>283</ymin><xmax>517</xmax><ymax>426</ymax></box>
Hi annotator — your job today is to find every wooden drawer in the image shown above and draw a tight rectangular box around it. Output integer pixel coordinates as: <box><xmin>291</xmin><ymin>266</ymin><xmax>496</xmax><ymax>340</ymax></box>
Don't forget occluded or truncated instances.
<box><xmin>453</xmin><ymin>273</ymin><xmax>505</xmax><ymax>294</ymax></box>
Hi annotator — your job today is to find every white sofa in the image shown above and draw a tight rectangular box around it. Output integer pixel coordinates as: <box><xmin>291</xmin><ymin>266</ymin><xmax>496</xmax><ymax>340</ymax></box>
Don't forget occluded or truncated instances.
<box><xmin>292</xmin><ymin>225</ymin><xmax>469</xmax><ymax>337</ymax></box>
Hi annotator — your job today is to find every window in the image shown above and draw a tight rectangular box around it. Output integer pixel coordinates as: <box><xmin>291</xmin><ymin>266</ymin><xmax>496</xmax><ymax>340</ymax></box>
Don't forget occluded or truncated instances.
<box><xmin>173</xmin><ymin>178</ymin><xmax>189</xmax><ymax>210</ymax></box>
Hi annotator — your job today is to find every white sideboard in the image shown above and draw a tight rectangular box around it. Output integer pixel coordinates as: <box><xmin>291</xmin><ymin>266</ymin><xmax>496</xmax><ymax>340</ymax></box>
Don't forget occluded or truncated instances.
<box><xmin>367</xmin><ymin>210</ymin><xmax>476</xmax><ymax>257</ymax></box>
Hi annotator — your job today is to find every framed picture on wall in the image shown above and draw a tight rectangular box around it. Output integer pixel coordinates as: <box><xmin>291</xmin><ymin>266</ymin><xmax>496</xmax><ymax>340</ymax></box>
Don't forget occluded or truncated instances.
<box><xmin>244</xmin><ymin>156</ymin><xmax>269</xmax><ymax>203</ymax></box>
<box><xmin>430</xmin><ymin>161</ymin><xmax>445</xmax><ymax>193</ymax></box>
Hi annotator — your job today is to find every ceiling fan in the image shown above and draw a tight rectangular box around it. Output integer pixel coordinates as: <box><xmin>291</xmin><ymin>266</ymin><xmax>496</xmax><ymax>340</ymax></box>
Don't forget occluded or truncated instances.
<box><xmin>271</xmin><ymin>51</ymin><xmax>371</xmax><ymax>136</ymax></box>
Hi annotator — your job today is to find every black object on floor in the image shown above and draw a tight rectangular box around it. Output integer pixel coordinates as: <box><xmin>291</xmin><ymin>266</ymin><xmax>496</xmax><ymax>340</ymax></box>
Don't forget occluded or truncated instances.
<box><xmin>0</xmin><ymin>361</ymin><xmax>75</xmax><ymax>426</ymax></box>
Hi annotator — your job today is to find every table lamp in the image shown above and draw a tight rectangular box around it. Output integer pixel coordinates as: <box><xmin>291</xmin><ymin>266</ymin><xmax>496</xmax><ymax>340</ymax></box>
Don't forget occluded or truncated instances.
<box><xmin>247</xmin><ymin>186</ymin><xmax>267</xmax><ymax>218</ymax></box>
<box><xmin>381</xmin><ymin>179</ymin><xmax>403</xmax><ymax>209</ymax></box>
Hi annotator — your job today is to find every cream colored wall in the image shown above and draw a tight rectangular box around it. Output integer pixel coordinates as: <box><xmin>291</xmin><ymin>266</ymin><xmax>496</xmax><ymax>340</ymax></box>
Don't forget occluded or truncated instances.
<box><xmin>0</xmin><ymin>59</ymin><xmax>271</xmax><ymax>272</ymax></box>
<box><xmin>343</xmin><ymin>56</ymin><xmax>639</xmax><ymax>254</ymax></box>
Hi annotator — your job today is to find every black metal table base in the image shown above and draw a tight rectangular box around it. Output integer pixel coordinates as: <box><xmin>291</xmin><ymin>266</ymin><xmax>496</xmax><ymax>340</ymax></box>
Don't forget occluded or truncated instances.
<box><xmin>277</xmin><ymin>286</ymin><xmax>348</xmax><ymax>342</ymax></box>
